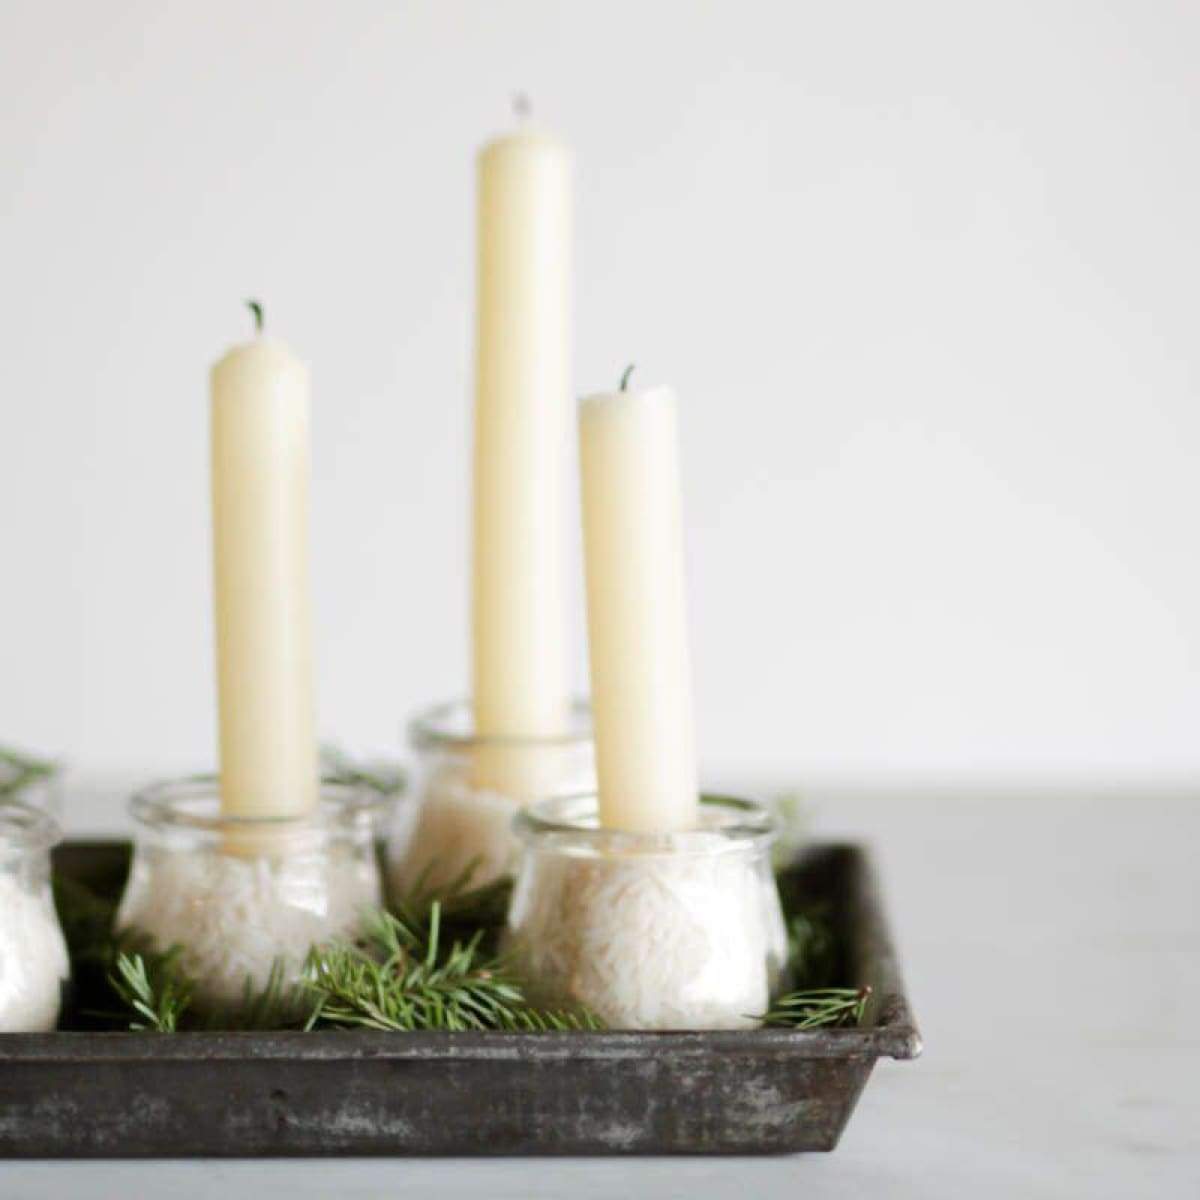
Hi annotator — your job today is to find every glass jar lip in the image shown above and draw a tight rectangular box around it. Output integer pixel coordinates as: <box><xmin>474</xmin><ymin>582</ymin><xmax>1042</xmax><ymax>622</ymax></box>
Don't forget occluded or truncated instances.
<box><xmin>513</xmin><ymin>793</ymin><xmax>778</xmax><ymax>854</ymax></box>
<box><xmin>0</xmin><ymin>798</ymin><xmax>62</xmax><ymax>857</ymax></box>
<box><xmin>408</xmin><ymin>698</ymin><xmax>593</xmax><ymax>754</ymax></box>
<box><xmin>129</xmin><ymin>774</ymin><xmax>392</xmax><ymax>833</ymax></box>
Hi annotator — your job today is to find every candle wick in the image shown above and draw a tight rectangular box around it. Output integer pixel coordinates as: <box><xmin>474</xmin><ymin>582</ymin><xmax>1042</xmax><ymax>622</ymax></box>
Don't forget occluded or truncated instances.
<box><xmin>246</xmin><ymin>299</ymin><xmax>264</xmax><ymax>335</ymax></box>
<box><xmin>512</xmin><ymin>91</ymin><xmax>532</xmax><ymax>122</ymax></box>
<box><xmin>619</xmin><ymin>364</ymin><xmax>636</xmax><ymax>391</ymax></box>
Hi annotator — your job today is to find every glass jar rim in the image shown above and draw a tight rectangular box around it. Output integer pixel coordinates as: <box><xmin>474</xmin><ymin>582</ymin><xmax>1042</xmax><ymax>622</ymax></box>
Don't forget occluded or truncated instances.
<box><xmin>129</xmin><ymin>774</ymin><xmax>392</xmax><ymax>833</ymax></box>
<box><xmin>513</xmin><ymin>793</ymin><xmax>778</xmax><ymax>855</ymax></box>
<box><xmin>0</xmin><ymin>798</ymin><xmax>62</xmax><ymax>858</ymax></box>
<box><xmin>408</xmin><ymin>698</ymin><xmax>593</xmax><ymax>754</ymax></box>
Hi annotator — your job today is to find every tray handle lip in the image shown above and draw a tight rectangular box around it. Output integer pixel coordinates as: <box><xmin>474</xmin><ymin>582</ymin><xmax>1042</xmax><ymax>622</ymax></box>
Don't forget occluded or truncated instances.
<box><xmin>842</xmin><ymin>842</ymin><xmax>923</xmax><ymax>1060</ymax></box>
<box><xmin>867</xmin><ymin>999</ymin><xmax>923</xmax><ymax>1060</ymax></box>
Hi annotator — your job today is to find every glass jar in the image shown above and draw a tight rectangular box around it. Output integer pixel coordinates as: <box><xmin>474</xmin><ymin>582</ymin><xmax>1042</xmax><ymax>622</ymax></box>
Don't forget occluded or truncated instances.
<box><xmin>116</xmin><ymin>777</ymin><xmax>389</xmax><ymax>1017</ymax></box>
<box><xmin>506</xmin><ymin>794</ymin><xmax>788</xmax><ymax>1031</ymax></box>
<box><xmin>386</xmin><ymin>699</ymin><xmax>594</xmax><ymax>901</ymax></box>
<box><xmin>0</xmin><ymin>800</ymin><xmax>69</xmax><ymax>1032</ymax></box>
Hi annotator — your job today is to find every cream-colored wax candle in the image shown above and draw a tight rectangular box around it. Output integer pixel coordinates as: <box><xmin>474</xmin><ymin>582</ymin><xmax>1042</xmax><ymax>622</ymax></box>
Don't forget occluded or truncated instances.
<box><xmin>470</xmin><ymin>125</ymin><xmax>571</xmax><ymax>789</ymax></box>
<box><xmin>211</xmin><ymin>304</ymin><xmax>318</xmax><ymax>819</ymax></box>
<box><xmin>579</xmin><ymin>377</ymin><xmax>699</xmax><ymax>831</ymax></box>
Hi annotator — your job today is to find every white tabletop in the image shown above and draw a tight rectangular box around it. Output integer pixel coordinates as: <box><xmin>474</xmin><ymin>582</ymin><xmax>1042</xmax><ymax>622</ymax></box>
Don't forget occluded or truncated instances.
<box><xmin>7</xmin><ymin>782</ymin><xmax>1196</xmax><ymax>1198</ymax></box>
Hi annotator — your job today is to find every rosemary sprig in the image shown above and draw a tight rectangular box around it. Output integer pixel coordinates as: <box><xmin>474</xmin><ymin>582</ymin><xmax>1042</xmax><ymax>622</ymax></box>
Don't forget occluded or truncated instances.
<box><xmin>0</xmin><ymin>745</ymin><xmax>57</xmax><ymax>799</ymax></box>
<box><xmin>760</xmin><ymin>986</ymin><xmax>871</xmax><ymax>1030</ymax></box>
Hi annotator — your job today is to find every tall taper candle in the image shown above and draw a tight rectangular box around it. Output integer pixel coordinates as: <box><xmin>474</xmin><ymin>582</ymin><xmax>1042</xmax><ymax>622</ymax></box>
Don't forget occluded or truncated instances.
<box><xmin>471</xmin><ymin>125</ymin><xmax>571</xmax><ymax>783</ymax></box>
<box><xmin>579</xmin><ymin>374</ymin><xmax>699</xmax><ymax>831</ymax></box>
<box><xmin>211</xmin><ymin>303</ymin><xmax>318</xmax><ymax>819</ymax></box>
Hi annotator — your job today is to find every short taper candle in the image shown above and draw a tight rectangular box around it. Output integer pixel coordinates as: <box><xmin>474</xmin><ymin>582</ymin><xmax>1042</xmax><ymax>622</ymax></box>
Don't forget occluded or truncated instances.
<box><xmin>210</xmin><ymin>307</ymin><xmax>318</xmax><ymax>819</ymax></box>
<box><xmin>578</xmin><ymin>379</ymin><xmax>699</xmax><ymax>832</ymax></box>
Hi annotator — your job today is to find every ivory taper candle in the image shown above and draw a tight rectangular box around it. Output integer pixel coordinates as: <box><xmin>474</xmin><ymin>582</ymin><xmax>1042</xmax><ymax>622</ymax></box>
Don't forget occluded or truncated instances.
<box><xmin>579</xmin><ymin>372</ymin><xmax>699</xmax><ymax>832</ymax></box>
<box><xmin>211</xmin><ymin>302</ymin><xmax>318</xmax><ymax>819</ymax></box>
<box><xmin>470</xmin><ymin>122</ymin><xmax>571</xmax><ymax>786</ymax></box>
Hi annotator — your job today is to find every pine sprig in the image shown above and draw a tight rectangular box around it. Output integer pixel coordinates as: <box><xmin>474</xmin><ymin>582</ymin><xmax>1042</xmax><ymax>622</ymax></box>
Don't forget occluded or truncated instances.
<box><xmin>302</xmin><ymin>906</ymin><xmax>599</xmax><ymax>1033</ymax></box>
<box><xmin>0</xmin><ymin>744</ymin><xmax>57</xmax><ymax>799</ymax></box>
<box><xmin>86</xmin><ymin>898</ymin><xmax>599</xmax><ymax>1034</ymax></box>
<box><xmin>221</xmin><ymin>959</ymin><xmax>298</xmax><ymax>1031</ymax></box>
<box><xmin>397</xmin><ymin>854</ymin><xmax>513</xmax><ymax>938</ymax></box>
<box><xmin>110</xmin><ymin>948</ymin><xmax>193</xmax><ymax>1033</ymax></box>
<box><xmin>760</xmin><ymin>985</ymin><xmax>871</xmax><ymax>1030</ymax></box>
<box><xmin>319</xmin><ymin>745</ymin><xmax>406</xmax><ymax>797</ymax></box>
<box><xmin>754</xmin><ymin>896</ymin><xmax>869</xmax><ymax>1031</ymax></box>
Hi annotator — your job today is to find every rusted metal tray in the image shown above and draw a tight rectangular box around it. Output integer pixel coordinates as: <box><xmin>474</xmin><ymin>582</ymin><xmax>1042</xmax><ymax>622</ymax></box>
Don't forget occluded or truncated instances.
<box><xmin>0</xmin><ymin>840</ymin><xmax>919</xmax><ymax>1156</ymax></box>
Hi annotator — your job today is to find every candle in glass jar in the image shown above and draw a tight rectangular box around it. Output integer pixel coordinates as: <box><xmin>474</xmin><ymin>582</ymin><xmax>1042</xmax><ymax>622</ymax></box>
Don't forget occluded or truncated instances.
<box><xmin>470</xmin><ymin>124</ymin><xmax>572</xmax><ymax>785</ymax></box>
<box><xmin>210</xmin><ymin>304</ymin><xmax>318</xmax><ymax>819</ymax></box>
<box><xmin>578</xmin><ymin>376</ymin><xmax>699</xmax><ymax>832</ymax></box>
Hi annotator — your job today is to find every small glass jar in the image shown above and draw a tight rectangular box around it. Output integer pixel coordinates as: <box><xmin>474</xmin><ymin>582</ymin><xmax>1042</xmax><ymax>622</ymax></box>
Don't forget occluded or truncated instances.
<box><xmin>0</xmin><ymin>800</ymin><xmax>69</xmax><ymax>1032</ymax></box>
<box><xmin>116</xmin><ymin>778</ymin><xmax>389</xmax><ymax>1016</ymax></box>
<box><xmin>386</xmin><ymin>699</ymin><xmax>594</xmax><ymax>901</ymax></box>
<box><xmin>506</xmin><ymin>794</ymin><xmax>788</xmax><ymax>1031</ymax></box>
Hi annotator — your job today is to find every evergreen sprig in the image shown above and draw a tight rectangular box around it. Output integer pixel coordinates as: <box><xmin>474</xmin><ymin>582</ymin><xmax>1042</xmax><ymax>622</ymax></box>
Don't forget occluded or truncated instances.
<box><xmin>302</xmin><ymin>906</ymin><xmax>598</xmax><ymax>1033</ymax></box>
<box><xmin>89</xmin><ymin>898</ymin><xmax>598</xmax><ymax>1034</ymax></box>
<box><xmin>754</xmin><ymin>894</ymin><xmax>870</xmax><ymax>1031</ymax></box>
<box><xmin>760</xmin><ymin>986</ymin><xmax>871</xmax><ymax>1030</ymax></box>
<box><xmin>319</xmin><ymin>745</ymin><xmax>406</xmax><ymax>797</ymax></box>
<box><xmin>0</xmin><ymin>745</ymin><xmax>57</xmax><ymax>799</ymax></box>
<box><xmin>110</xmin><ymin>947</ymin><xmax>193</xmax><ymax>1033</ymax></box>
<box><xmin>397</xmin><ymin>853</ymin><xmax>513</xmax><ymax>938</ymax></box>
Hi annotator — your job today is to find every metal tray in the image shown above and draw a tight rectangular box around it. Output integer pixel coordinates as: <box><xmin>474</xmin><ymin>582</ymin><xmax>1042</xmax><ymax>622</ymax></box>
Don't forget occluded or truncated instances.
<box><xmin>0</xmin><ymin>840</ymin><xmax>919</xmax><ymax>1157</ymax></box>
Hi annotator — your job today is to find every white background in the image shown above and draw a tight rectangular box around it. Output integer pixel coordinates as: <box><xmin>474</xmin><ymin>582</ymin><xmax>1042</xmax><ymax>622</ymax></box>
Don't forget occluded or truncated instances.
<box><xmin>2</xmin><ymin>0</ymin><xmax>1198</xmax><ymax>786</ymax></box>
